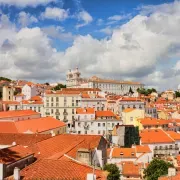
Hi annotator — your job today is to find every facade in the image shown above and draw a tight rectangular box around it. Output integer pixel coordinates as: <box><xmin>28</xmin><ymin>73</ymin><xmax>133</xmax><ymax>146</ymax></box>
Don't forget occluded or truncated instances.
<box><xmin>66</xmin><ymin>68</ymin><xmax>144</xmax><ymax>95</ymax></box>
<box><xmin>44</xmin><ymin>90</ymin><xmax>81</xmax><ymax>128</ymax></box>
<box><xmin>74</xmin><ymin>108</ymin><xmax>122</xmax><ymax>136</ymax></box>
<box><xmin>145</xmin><ymin>106</ymin><xmax>157</xmax><ymax>118</ymax></box>
<box><xmin>2</xmin><ymin>86</ymin><xmax>15</xmax><ymax>101</ymax></box>
<box><xmin>119</xmin><ymin>97</ymin><xmax>145</xmax><ymax>114</ymax></box>
<box><xmin>22</xmin><ymin>84</ymin><xmax>37</xmax><ymax>100</ymax></box>
<box><xmin>122</xmin><ymin>108</ymin><xmax>145</xmax><ymax>127</ymax></box>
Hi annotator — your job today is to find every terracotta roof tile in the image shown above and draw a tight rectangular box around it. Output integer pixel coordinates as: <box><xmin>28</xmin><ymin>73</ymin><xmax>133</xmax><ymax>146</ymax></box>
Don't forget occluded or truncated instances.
<box><xmin>0</xmin><ymin>110</ymin><xmax>40</xmax><ymax>119</ymax></box>
<box><xmin>16</xmin><ymin>156</ymin><xmax>106</xmax><ymax>180</ymax></box>
<box><xmin>0</xmin><ymin>117</ymin><xmax>66</xmax><ymax>133</ymax></box>
<box><xmin>135</xmin><ymin>145</ymin><xmax>151</xmax><ymax>153</ymax></box>
<box><xmin>76</xmin><ymin>108</ymin><xmax>95</xmax><ymax>114</ymax></box>
<box><xmin>109</xmin><ymin>147</ymin><xmax>136</xmax><ymax>158</ymax></box>
<box><xmin>140</xmin><ymin>129</ymin><xmax>174</xmax><ymax>144</ymax></box>
<box><xmin>0</xmin><ymin>133</ymin><xmax>51</xmax><ymax>146</ymax></box>
<box><xmin>96</xmin><ymin>111</ymin><xmax>116</xmax><ymax>117</ymax></box>
<box><xmin>0</xmin><ymin>145</ymin><xmax>33</xmax><ymax>164</ymax></box>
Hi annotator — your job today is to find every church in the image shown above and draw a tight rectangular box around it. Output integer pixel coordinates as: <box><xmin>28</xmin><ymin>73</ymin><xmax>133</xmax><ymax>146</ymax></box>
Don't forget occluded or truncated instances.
<box><xmin>66</xmin><ymin>68</ymin><xmax>144</xmax><ymax>95</ymax></box>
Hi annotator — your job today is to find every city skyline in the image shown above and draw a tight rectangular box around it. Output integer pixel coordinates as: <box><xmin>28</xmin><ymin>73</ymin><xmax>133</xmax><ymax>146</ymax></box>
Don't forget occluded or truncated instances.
<box><xmin>0</xmin><ymin>0</ymin><xmax>179</xmax><ymax>91</ymax></box>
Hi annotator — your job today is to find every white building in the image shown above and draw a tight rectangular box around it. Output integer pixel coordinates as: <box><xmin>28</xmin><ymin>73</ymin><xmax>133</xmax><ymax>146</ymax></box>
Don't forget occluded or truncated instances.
<box><xmin>73</xmin><ymin>108</ymin><xmax>122</xmax><ymax>136</ymax></box>
<box><xmin>66</xmin><ymin>68</ymin><xmax>144</xmax><ymax>95</ymax></box>
<box><xmin>22</xmin><ymin>84</ymin><xmax>37</xmax><ymax>100</ymax></box>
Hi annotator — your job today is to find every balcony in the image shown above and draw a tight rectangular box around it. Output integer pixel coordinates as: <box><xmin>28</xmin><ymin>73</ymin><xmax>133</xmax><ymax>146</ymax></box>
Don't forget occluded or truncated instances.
<box><xmin>55</xmin><ymin>112</ymin><xmax>60</xmax><ymax>115</ymax></box>
<box><xmin>63</xmin><ymin>112</ymin><xmax>68</xmax><ymax>115</ymax></box>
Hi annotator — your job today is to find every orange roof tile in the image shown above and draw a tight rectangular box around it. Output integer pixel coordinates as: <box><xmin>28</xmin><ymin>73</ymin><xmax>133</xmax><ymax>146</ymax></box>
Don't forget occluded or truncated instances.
<box><xmin>30</xmin><ymin>96</ymin><xmax>42</xmax><ymax>101</ymax></box>
<box><xmin>17</xmin><ymin>156</ymin><xmax>106</xmax><ymax>180</ymax></box>
<box><xmin>135</xmin><ymin>145</ymin><xmax>151</xmax><ymax>153</ymax></box>
<box><xmin>0</xmin><ymin>145</ymin><xmax>33</xmax><ymax>164</ymax></box>
<box><xmin>81</xmin><ymin>93</ymin><xmax>90</xmax><ymax>98</ymax></box>
<box><xmin>0</xmin><ymin>110</ymin><xmax>40</xmax><ymax>119</ymax></box>
<box><xmin>121</xmin><ymin>161</ymin><xmax>144</xmax><ymax>177</ymax></box>
<box><xmin>96</xmin><ymin>111</ymin><xmax>116</xmax><ymax>117</ymax></box>
<box><xmin>0</xmin><ymin>117</ymin><xmax>66</xmax><ymax>134</ymax></box>
<box><xmin>120</xmin><ymin>97</ymin><xmax>142</xmax><ymax>102</ymax></box>
<box><xmin>123</xmin><ymin>108</ymin><xmax>135</xmax><ymax>113</ymax></box>
<box><xmin>76</xmin><ymin>108</ymin><xmax>95</xmax><ymax>114</ymax></box>
<box><xmin>140</xmin><ymin>129</ymin><xmax>174</xmax><ymax>144</ymax></box>
<box><xmin>140</xmin><ymin>117</ymin><xmax>171</xmax><ymax>126</ymax></box>
<box><xmin>0</xmin><ymin>133</ymin><xmax>51</xmax><ymax>146</ymax></box>
<box><xmin>109</xmin><ymin>147</ymin><xmax>136</xmax><ymax>158</ymax></box>
<box><xmin>166</xmin><ymin>131</ymin><xmax>180</xmax><ymax>141</ymax></box>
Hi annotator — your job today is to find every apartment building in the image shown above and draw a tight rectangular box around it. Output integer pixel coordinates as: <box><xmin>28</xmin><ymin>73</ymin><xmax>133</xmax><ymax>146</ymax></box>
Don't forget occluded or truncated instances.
<box><xmin>2</xmin><ymin>86</ymin><xmax>15</xmax><ymax>101</ymax></box>
<box><xmin>44</xmin><ymin>90</ymin><xmax>81</xmax><ymax>128</ymax></box>
<box><xmin>74</xmin><ymin>108</ymin><xmax>122</xmax><ymax>136</ymax></box>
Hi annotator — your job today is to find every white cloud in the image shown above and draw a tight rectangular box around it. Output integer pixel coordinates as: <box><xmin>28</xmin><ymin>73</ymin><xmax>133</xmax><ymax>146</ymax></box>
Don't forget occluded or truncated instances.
<box><xmin>0</xmin><ymin>0</ymin><xmax>55</xmax><ymax>7</ymax></box>
<box><xmin>108</xmin><ymin>14</ymin><xmax>131</xmax><ymax>21</ymax></box>
<box><xmin>1</xmin><ymin>1</ymin><xmax>180</xmax><ymax>90</ymax></box>
<box><xmin>76</xmin><ymin>10</ymin><xmax>93</xmax><ymax>28</ymax></box>
<box><xmin>18</xmin><ymin>12</ymin><xmax>38</xmax><ymax>27</ymax></box>
<box><xmin>41</xmin><ymin>7</ymin><xmax>69</xmax><ymax>21</ymax></box>
<box><xmin>99</xmin><ymin>26</ymin><xmax>113</xmax><ymax>35</ymax></box>
<box><xmin>42</xmin><ymin>26</ymin><xmax>75</xmax><ymax>42</ymax></box>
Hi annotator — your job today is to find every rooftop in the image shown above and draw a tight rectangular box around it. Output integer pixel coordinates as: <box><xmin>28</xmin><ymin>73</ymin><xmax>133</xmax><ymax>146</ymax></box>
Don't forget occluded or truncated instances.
<box><xmin>76</xmin><ymin>107</ymin><xmax>95</xmax><ymax>114</ymax></box>
<box><xmin>0</xmin><ymin>110</ymin><xmax>40</xmax><ymax>119</ymax></box>
<box><xmin>0</xmin><ymin>117</ymin><xmax>66</xmax><ymax>133</ymax></box>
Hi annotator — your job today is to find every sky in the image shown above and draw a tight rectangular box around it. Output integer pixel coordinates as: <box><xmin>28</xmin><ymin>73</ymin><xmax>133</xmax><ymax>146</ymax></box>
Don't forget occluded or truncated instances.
<box><xmin>0</xmin><ymin>0</ymin><xmax>180</xmax><ymax>91</ymax></box>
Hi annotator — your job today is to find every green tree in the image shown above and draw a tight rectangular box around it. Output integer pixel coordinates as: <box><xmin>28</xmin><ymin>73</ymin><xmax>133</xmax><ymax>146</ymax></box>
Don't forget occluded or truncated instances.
<box><xmin>0</xmin><ymin>77</ymin><xmax>11</xmax><ymax>82</ymax></box>
<box><xmin>129</xmin><ymin>87</ymin><xmax>134</xmax><ymax>94</ymax></box>
<box><xmin>53</xmin><ymin>84</ymin><xmax>66</xmax><ymax>91</ymax></box>
<box><xmin>104</xmin><ymin>163</ymin><xmax>120</xmax><ymax>180</ymax></box>
<box><xmin>175</xmin><ymin>91</ymin><xmax>180</xmax><ymax>98</ymax></box>
<box><xmin>144</xmin><ymin>159</ymin><xmax>174</xmax><ymax>180</ymax></box>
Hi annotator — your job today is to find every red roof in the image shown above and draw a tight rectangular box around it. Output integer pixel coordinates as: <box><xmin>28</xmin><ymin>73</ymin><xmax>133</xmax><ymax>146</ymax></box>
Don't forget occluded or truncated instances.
<box><xmin>0</xmin><ymin>110</ymin><xmax>40</xmax><ymax>119</ymax></box>
<box><xmin>140</xmin><ymin>129</ymin><xmax>174</xmax><ymax>144</ymax></box>
<box><xmin>108</xmin><ymin>147</ymin><xmax>136</xmax><ymax>158</ymax></box>
<box><xmin>76</xmin><ymin>108</ymin><xmax>95</xmax><ymax>114</ymax></box>
<box><xmin>140</xmin><ymin>118</ymin><xmax>171</xmax><ymax>126</ymax></box>
<box><xmin>0</xmin><ymin>133</ymin><xmax>51</xmax><ymax>146</ymax></box>
<box><xmin>0</xmin><ymin>117</ymin><xmax>66</xmax><ymax>133</ymax></box>
<box><xmin>0</xmin><ymin>145</ymin><xmax>33</xmax><ymax>164</ymax></box>
<box><xmin>135</xmin><ymin>145</ymin><xmax>151</xmax><ymax>153</ymax></box>
<box><xmin>96</xmin><ymin>111</ymin><xmax>116</xmax><ymax>117</ymax></box>
<box><xmin>17</xmin><ymin>156</ymin><xmax>106</xmax><ymax>180</ymax></box>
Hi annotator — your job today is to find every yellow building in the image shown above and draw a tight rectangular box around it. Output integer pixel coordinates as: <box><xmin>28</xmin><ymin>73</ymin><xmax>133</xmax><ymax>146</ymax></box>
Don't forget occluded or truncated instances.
<box><xmin>2</xmin><ymin>86</ymin><xmax>15</xmax><ymax>101</ymax></box>
<box><xmin>122</xmin><ymin>108</ymin><xmax>145</xmax><ymax>129</ymax></box>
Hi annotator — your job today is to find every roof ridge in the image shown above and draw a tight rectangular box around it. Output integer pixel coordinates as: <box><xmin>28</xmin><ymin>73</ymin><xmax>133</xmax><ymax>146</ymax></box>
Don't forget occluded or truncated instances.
<box><xmin>162</xmin><ymin>129</ymin><xmax>175</xmax><ymax>142</ymax></box>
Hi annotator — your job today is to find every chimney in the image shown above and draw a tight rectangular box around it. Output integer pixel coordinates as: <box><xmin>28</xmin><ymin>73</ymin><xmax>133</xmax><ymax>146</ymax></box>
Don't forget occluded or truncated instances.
<box><xmin>14</xmin><ymin>167</ymin><xmax>20</xmax><ymax>180</ymax></box>
<box><xmin>12</xmin><ymin>141</ymin><xmax>16</xmax><ymax>146</ymax></box>
<box><xmin>0</xmin><ymin>163</ymin><xmax>5</xmax><ymax>180</ymax></box>
<box><xmin>168</xmin><ymin>167</ymin><xmax>176</xmax><ymax>177</ymax></box>
<box><xmin>87</xmin><ymin>173</ymin><xmax>96</xmax><ymax>180</ymax></box>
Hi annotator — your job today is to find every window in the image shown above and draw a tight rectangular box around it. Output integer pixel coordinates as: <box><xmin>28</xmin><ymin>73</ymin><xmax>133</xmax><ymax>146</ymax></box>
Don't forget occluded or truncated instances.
<box><xmin>72</xmin><ymin>116</ymin><xmax>74</xmax><ymax>120</ymax></box>
<box><xmin>98</xmin><ymin>130</ymin><xmax>101</xmax><ymax>134</ymax></box>
<box><xmin>51</xmin><ymin>109</ymin><xmax>53</xmax><ymax>114</ymax></box>
<box><xmin>56</xmin><ymin>103</ymin><xmax>58</xmax><ymax>107</ymax></box>
<box><xmin>78</xmin><ymin>122</ymin><xmax>81</xmax><ymax>127</ymax></box>
<box><xmin>56</xmin><ymin>116</ymin><xmax>59</xmax><ymax>120</ymax></box>
<box><xmin>98</xmin><ymin>123</ymin><xmax>101</xmax><ymax>127</ymax></box>
<box><xmin>103</xmin><ymin>123</ymin><xmax>105</xmax><ymax>127</ymax></box>
<box><xmin>56</xmin><ymin>97</ymin><xmax>59</xmax><ymax>102</ymax></box>
<box><xmin>47</xmin><ymin>103</ymin><xmax>49</xmax><ymax>107</ymax></box>
<box><xmin>38</xmin><ymin>107</ymin><xmax>40</xmax><ymax>112</ymax></box>
<box><xmin>78</xmin><ymin>131</ymin><xmax>81</xmax><ymax>134</ymax></box>
<box><xmin>72</xmin><ymin>109</ymin><xmax>74</xmax><ymax>114</ymax></box>
<box><xmin>112</xmin><ymin>123</ymin><xmax>114</xmax><ymax>127</ymax></box>
<box><xmin>51</xmin><ymin>97</ymin><xmax>53</xmax><ymax>101</ymax></box>
<box><xmin>85</xmin><ymin>131</ymin><xmax>87</xmax><ymax>134</ymax></box>
<box><xmin>130</xmin><ymin>117</ymin><xmax>133</xmax><ymax>121</ymax></box>
<box><xmin>51</xmin><ymin>103</ymin><xmax>53</xmax><ymax>107</ymax></box>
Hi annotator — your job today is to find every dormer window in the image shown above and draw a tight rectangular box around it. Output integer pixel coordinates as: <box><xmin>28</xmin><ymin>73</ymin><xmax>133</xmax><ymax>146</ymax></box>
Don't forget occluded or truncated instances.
<box><xmin>120</xmin><ymin>152</ymin><xmax>123</xmax><ymax>156</ymax></box>
<box><xmin>131</xmin><ymin>152</ymin><xmax>135</xmax><ymax>156</ymax></box>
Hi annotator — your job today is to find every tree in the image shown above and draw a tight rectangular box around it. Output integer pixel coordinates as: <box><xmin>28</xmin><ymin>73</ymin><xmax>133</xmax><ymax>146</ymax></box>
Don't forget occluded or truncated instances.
<box><xmin>0</xmin><ymin>77</ymin><xmax>11</xmax><ymax>82</ymax></box>
<box><xmin>144</xmin><ymin>159</ymin><xmax>174</xmax><ymax>180</ymax></box>
<box><xmin>129</xmin><ymin>87</ymin><xmax>134</xmax><ymax>94</ymax></box>
<box><xmin>53</xmin><ymin>84</ymin><xmax>66</xmax><ymax>91</ymax></box>
<box><xmin>104</xmin><ymin>163</ymin><xmax>120</xmax><ymax>180</ymax></box>
<box><xmin>137</xmin><ymin>88</ymin><xmax>157</xmax><ymax>96</ymax></box>
<box><xmin>45</xmin><ymin>82</ymin><xmax>49</xmax><ymax>86</ymax></box>
<box><xmin>175</xmin><ymin>91</ymin><xmax>180</xmax><ymax>98</ymax></box>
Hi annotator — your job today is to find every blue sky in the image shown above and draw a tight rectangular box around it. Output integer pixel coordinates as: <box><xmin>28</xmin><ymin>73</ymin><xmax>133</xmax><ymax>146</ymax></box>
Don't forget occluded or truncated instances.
<box><xmin>0</xmin><ymin>0</ymin><xmax>180</xmax><ymax>90</ymax></box>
